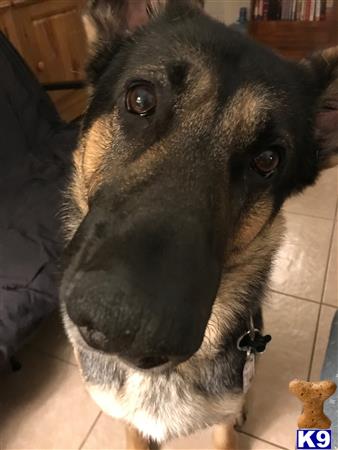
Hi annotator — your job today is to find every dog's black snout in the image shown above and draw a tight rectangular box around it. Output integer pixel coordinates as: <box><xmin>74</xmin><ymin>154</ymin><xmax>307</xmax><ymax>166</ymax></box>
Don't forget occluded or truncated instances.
<box><xmin>62</xmin><ymin>203</ymin><xmax>222</xmax><ymax>367</ymax></box>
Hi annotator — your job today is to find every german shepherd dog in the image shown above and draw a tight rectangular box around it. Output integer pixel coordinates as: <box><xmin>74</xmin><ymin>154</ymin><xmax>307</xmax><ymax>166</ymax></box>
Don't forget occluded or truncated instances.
<box><xmin>60</xmin><ymin>0</ymin><xmax>338</xmax><ymax>448</ymax></box>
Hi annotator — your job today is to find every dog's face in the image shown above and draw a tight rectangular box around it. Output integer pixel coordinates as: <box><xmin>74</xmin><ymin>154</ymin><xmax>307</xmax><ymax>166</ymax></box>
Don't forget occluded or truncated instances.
<box><xmin>61</xmin><ymin>0</ymin><xmax>338</xmax><ymax>371</ymax></box>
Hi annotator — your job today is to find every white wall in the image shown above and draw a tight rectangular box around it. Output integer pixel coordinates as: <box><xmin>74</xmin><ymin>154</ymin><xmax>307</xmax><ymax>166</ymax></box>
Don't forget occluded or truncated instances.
<box><xmin>205</xmin><ymin>0</ymin><xmax>251</xmax><ymax>24</ymax></box>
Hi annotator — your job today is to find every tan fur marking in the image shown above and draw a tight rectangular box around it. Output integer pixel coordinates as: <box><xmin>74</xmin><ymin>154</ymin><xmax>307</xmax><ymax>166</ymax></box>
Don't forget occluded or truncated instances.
<box><xmin>71</xmin><ymin>147</ymin><xmax>87</xmax><ymax>208</ymax></box>
<box><xmin>173</xmin><ymin>54</ymin><xmax>217</xmax><ymax>141</ymax></box>
<box><xmin>234</xmin><ymin>196</ymin><xmax>273</xmax><ymax>249</ymax></box>
<box><xmin>321</xmin><ymin>46</ymin><xmax>338</xmax><ymax>65</ymax></box>
<box><xmin>82</xmin><ymin>14</ymin><xmax>97</xmax><ymax>48</ymax></box>
<box><xmin>180</xmin><ymin>58</ymin><xmax>215</xmax><ymax>110</ymax></box>
<box><xmin>62</xmin><ymin>144</ymin><xmax>89</xmax><ymax>241</ymax></box>
<box><xmin>69</xmin><ymin>114</ymin><xmax>124</xmax><ymax>215</ymax></box>
<box><xmin>82</xmin><ymin>116</ymin><xmax>114</xmax><ymax>194</ymax></box>
<box><xmin>222</xmin><ymin>86</ymin><xmax>275</xmax><ymax>148</ymax></box>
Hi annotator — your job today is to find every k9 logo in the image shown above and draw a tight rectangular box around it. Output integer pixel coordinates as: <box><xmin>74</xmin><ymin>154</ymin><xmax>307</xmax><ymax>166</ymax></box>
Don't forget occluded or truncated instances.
<box><xmin>297</xmin><ymin>429</ymin><xmax>332</xmax><ymax>449</ymax></box>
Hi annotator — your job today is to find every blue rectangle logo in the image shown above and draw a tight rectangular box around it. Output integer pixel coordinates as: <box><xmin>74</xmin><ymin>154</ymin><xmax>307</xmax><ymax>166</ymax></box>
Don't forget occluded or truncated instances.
<box><xmin>297</xmin><ymin>429</ymin><xmax>332</xmax><ymax>449</ymax></box>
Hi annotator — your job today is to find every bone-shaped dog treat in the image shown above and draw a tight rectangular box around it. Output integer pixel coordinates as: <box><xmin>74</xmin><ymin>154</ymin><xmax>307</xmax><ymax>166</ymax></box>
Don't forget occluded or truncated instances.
<box><xmin>289</xmin><ymin>379</ymin><xmax>337</xmax><ymax>429</ymax></box>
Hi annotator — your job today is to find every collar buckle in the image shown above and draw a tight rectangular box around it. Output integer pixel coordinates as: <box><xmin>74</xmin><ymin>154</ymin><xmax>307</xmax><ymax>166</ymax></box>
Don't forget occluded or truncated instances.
<box><xmin>237</xmin><ymin>316</ymin><xmax>272</xmax><ymax>354</ymax></box>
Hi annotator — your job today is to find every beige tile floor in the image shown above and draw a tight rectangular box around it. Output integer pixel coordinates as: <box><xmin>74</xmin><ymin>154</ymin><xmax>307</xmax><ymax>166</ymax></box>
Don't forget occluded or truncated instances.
<box><xmin>0</xmin><ymin>168</ymin><xmax>337</xmax><ymax>450</ymax></box>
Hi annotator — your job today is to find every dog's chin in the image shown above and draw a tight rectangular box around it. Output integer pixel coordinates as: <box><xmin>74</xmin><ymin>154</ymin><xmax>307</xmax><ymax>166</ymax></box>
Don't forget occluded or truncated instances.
<box><xmin>61</xmin><ymin>308</ymin><xmax>187</xmax><ymax>375</ymax></box>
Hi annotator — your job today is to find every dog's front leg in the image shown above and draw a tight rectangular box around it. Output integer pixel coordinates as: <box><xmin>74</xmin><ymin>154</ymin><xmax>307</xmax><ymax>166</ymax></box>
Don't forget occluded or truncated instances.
<box><xmin>213</xmin><ymin>423</ymin><xmax>238</xmax><ymax>450</ymax></box>
<box><xmin>125</xmin><ymin>424</ymin><xmax>159</xmax><ymax>450</ymax></box>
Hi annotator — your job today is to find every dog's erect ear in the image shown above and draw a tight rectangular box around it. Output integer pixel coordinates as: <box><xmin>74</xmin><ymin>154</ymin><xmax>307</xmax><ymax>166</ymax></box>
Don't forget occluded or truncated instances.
<box><xmin>303</xmin><ymin>46</ymin><xmax>338</xmax><ymax>170</ymax></box>
<box><xmin>83</xmin><ymin>0</ymin><xmax>204</xmax><ymax>48</ymax></box>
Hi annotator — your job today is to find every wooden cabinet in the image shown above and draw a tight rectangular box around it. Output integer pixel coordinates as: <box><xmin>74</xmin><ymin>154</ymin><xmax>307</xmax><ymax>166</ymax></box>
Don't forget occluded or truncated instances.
<box><xmin>0</xmin><ymin>0</ymin><xmax>87</xmax><ymax>83</ymax></box>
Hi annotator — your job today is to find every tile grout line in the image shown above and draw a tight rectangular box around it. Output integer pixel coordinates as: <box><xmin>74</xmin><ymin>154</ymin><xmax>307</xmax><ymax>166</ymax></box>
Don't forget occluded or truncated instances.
<box><xmin>239</xmin><ymin>431</ymin><xmax>291</xmax><ymax>450</ymax></box>
<box><xmin>78</xmin><ymin>411</ymin><xmax>102</xmax><ymax>450</ymax></box>
<box><xmin>306</xmin><ymin>200</ymin><xmax>338</xmax><ymax>381</ymax></box>
<box><xmin>320</xmin><ymin>301</ymin><xmax>338</xmax><ymax>309</ymax></box>
<box><xmin>269</xmin><ymin>288</ymin><xmax>338</xmax><ymax>309</ymax></box>
<box><xmin>283</xmin><ymin>209</ymin><xmax>335</xmax><ymax>222</ymax></box>
<box><xmin>33</xmin><ymin>347</ymin><xmax>77</xmax><ymax>368</ymax></box>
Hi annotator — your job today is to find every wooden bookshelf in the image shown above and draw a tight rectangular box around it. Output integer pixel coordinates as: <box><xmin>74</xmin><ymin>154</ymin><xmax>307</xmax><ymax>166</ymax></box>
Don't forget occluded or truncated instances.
<box><xmin>249</xmin><ymin>0</ymin><xmax>338</xmax><ymax>60</ymax></box>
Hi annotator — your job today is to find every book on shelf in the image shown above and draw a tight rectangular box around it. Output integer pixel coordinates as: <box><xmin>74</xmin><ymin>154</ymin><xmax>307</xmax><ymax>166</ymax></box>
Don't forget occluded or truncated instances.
<box><xmin>252</xmin><ymin>0</ymin><xmax>330</xmax><ymax>20</ymax></box>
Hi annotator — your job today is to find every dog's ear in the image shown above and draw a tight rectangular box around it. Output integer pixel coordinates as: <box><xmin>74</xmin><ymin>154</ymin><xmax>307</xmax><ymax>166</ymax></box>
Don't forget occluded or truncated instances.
<box><xmin>83</xmin><ymin>0</ymin><xmax>204</xmax><ymax>84</ymax></box>
<box><xmin>302</xmin><ymin>46</ymin><xmax>338</xmax><ymax>170</ymax></box>
<box><xmin>83</xmin><ymin>0</ymin><xmax>204</xmax><ymax>49</ymax></box>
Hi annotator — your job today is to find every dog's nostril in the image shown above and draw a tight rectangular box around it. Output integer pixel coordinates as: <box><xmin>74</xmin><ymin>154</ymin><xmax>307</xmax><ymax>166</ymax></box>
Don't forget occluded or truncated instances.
<box><xmin>79</xmin><ymin>326</ymin><xmax>108</xmax><ymax>351</ymax></box>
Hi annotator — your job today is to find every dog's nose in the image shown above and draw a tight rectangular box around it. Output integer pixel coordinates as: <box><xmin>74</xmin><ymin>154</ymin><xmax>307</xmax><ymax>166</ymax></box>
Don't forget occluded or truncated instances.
<box><xmin>78</xmin><ymin>325</ymin><xmax>186</xmax><ymax>369</ymax></box>
<box><xmin>62</xmin><ymin>203</ymin><xmax>222</xmax><ymax>366</ymax></box>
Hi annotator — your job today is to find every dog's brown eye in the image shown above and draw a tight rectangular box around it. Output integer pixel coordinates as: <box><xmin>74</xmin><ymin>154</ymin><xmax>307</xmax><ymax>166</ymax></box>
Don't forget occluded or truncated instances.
<box><xmin>252</xmin><ymin>150</ymin><xmax>280</xmax><ymax>177</ymax></box>
<box><xmin>126</xmin><ymin>82</ymin><xmax>156</xmax><ymax>116</ymax></box>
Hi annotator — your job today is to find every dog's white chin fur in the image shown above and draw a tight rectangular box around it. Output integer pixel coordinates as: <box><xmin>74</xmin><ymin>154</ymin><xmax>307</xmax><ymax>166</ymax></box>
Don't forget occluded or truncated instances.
<box><xmin>87</xmin><ymin>374</ymin><xmax>244</xmax><ymax>443</ymax></box>
<box><xmin>89</xmin><ymin>383</ymin><xmax>170</xmax><ymax>442</ymax></box>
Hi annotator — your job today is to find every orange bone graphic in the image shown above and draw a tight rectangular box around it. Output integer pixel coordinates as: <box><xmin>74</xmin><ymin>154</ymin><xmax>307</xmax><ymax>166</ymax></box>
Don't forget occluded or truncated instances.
<box><xmin>289</xmin><ymin>379</ymin><xmax>337</xmax><ymax>429</ymax></box>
